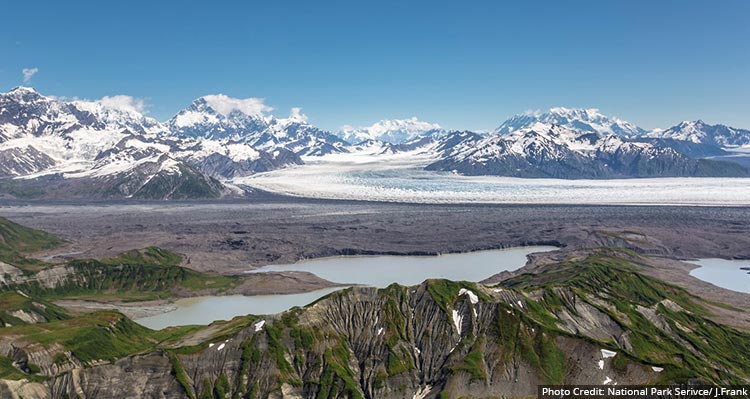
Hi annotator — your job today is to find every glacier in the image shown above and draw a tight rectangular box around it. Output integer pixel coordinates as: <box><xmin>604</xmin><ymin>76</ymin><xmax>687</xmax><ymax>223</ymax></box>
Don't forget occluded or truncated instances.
<box><xmin>239</xmin><ymin>152</ymin><xmax>750</xmax><ymax>205</ymax></box>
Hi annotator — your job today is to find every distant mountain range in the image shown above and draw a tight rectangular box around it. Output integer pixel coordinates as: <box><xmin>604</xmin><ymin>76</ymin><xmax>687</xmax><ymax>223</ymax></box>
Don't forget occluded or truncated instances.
<box><xmin>1</xmin><ymin>87</ymin><xmax>749</xmax><ymax>199</ymax></box>
<box><xmin>337</xmin><ymin>117</ymin><xmax>443</xmax><ymax>144</ymax></box>
<box><xmin>495</xmin><ymin>107</ymin><xmax>647</xmax><ymax>137</ymax></box>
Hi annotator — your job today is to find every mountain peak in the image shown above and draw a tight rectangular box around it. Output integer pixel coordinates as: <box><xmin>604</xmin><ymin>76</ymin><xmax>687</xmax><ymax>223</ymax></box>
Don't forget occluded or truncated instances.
<box><xmin>4</xmin><ymin>86</ymin><xmax>44</xmax><ymax>101</ymax></box>
<box><xmin>194</xmin><ymin>94</ymin><xmax>272</xmax><ymax>118</ymax></box>
<box><xmin>548</xmin><ymin>107</ymin><xmax>603</xmax><ymax>118</ymax></box>
<box><xmin>8</xmin><ymin>86</ymin><xmax>39</xmax><ymax>94</ymax></box>
<box><xmin>678</xmin><ymin>119</ymin><xmax>706</xmax><ymax>127</ymax></box>
<box><xmin>337</xmin><ymin>117</ymin><xmax>442</xmax><ymax>144</ymax></box>
<box><xmin>645</xmin><ymin>119</ymin><xmax>750</xmax><ymax>147</ymax></box>
<box><xmin>496</xmin><ymin>107</ymin><xmax>645</xmax><ymax>137</ymax></box>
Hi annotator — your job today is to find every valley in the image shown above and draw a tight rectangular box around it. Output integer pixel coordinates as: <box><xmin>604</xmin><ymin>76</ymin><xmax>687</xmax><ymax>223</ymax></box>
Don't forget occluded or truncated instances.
<box><xmin>3</xmin><ymin>89</ymin><xmax>750</xmax><ymax>398</ymax></box>
<box><xmin>4</xmin><ymin>2</ymin><xmax>749</xmax><ymax>397</ymax></box>
<box><xmin>241</xmin><ymin>156</ymin><xmax>750</xmax><ymax>205</ymax></box>
<box><xmin>1</xmin><ymin>199</ymin><xmax>750</xmax><ymax>397</ymax></box>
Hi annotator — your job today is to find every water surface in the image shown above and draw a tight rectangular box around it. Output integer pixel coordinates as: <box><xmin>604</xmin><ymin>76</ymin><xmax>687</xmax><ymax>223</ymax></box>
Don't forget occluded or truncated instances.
<box><xmin>136</xmin><ymin>288</ymin><xmax>342</xmax><ymax>330</ymax></box>
<box><xmin>687</xmin><ymin>258</ymin><xmax>750</xmax><ymax>294</ymax></box>
<box><xmin>246</xmin><ymin>246</ymin><xmax>559</xmax><ymax>287</ymax></box>
<box><xmin>135</xmin><ymin>246</ymin><xmax>556</xmax><ymax>329</ymax></box>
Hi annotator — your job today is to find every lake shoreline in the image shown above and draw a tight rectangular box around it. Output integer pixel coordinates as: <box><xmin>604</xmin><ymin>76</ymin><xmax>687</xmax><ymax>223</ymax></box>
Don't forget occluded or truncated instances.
<box><xmin>687</xmin><ymin>258</ymin><xmax>750</xmax><ymax>294</ymax></box>
<box><xmin>129</xmin><ymin>246</ymin><xmax>558</xmax><ymax>329</ymax></box>
<box><xmin>51</xmin><ymin>246</ymin><xmax>557</xmax><ymax>326</ymax></box>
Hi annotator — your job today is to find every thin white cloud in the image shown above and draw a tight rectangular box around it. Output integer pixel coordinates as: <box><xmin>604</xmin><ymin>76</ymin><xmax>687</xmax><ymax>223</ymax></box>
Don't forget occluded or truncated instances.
<box><xmin>202</xmin><ymin>94</ymin><xmax>273</xmax><ymax>116</ymax></box>
<box><xmin>288</xmin><ymin>107</ymin><xmax>308</xmax><ymax>123</ymax></box>
<box><xmin>22</xmin><ymin>67</ymin><xmax>38</xmax><ymax>83</ymax></box>
<box><xmin>96</xmin><ymin>95</ymin><xmax>147</xmax><ymax>114</ymax></box>
<box><xmin>72</xmin><ymin>95</ymin><xmax>150</xmax><ymax>116</ymax></box>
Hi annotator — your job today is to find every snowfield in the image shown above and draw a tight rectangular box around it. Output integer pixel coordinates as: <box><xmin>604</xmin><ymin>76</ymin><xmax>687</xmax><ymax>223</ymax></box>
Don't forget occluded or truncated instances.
<box><xmin>237</xmin><ymin>152</ymin><xmax>750</xmax><ymax>205</ymax></box>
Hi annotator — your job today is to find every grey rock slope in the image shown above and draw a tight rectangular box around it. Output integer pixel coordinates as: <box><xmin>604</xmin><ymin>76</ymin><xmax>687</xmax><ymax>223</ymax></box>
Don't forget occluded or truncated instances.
<box><xmin>3</xmin><ymin>250</ymin><xmax>749</xmax><ymax>398</ymax></box>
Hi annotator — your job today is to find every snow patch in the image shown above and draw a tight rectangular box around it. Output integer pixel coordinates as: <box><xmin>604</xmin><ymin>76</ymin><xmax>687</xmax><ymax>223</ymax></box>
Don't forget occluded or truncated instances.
<box><xmin>452</xmin><ymin>309</ymin><xmax>463</xmax><ymax>335</ymax></box>
<box><xmin>601</xmin><ymin>349</ymin><xmax>617</xmax><ymax>358</ymax></box>
<box><xmin>458</xmin><ymin>288</ymin><xmax>479</xmax><ymax>304</ymax></box>
<box><xmin>173</xmin><ymin>110</ymin><xmax>219</xmax><ymax>128</ymax></box>
<box><xmin>413</xmin><ymin>385</ymin><xmax>432</xmax><ymax>399</ymax></box>
<box><xmin>217</xmin><ymin>343</ymin><xmax>225</xmax><ymax>351</ymax></box>
<box><xmin>652</xmin><ymin>366</ymin><xmax>664</xmax><ymax>372</ymax></box>
<box><xmin>254</xmin><ymin>320</ymin><xmax>266</xmax><ymax>332</ymax></box>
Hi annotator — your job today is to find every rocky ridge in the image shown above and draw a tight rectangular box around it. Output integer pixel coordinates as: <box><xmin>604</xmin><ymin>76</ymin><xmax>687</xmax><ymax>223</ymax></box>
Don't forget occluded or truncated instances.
<box><xmin>1</xmin><ymin>250</ymin><xmax>749</xmax><ymax>398</ymax></box>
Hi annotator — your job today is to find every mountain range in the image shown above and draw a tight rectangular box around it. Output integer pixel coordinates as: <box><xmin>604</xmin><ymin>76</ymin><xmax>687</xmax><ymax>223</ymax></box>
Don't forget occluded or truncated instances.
<box><xmin>1</xmin><ymin>87</ymin><xmax>749</xmax><ymax>199</ymax></box>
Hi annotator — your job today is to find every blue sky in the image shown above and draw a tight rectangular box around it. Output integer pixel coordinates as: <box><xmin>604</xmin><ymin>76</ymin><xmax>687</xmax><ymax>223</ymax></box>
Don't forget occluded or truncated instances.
<box><xmin>2</xmin><ymin>0</ymin><xmax>749</xmax><ymax>131</ymax></box>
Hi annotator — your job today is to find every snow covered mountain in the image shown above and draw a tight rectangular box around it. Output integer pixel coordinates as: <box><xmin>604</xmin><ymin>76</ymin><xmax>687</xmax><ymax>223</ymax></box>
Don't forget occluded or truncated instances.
<box><xmin>0</xmin><ymin>88</ymin><xmax>289</xmax><ymax>198</ymax></box>
<box><xmin>72</xmin><ymin>96</ymin><xmax>164</xmax><ymax>136</ymax></box>
<box><xmin>642</xmin><ymin>120</ymin><xmax>750</xmax><ymax>150</ymax></box>
<box><xmin>427</xmin><ymin>123</ymin><xmax>747</xmax><ymax>178</ymax></box>
<box><xmin>496</xmin><ymin>108</ymin><xmax>646</xmax><ymax>138</ymax></box>
<box><xmin>1</xmin><ymin>87</ymin><xmax>748</xmax><ymax>199</ymax></box>
<box><xmin>337</xmin><ymin>117</ymin><xmax>443</xmax><ymax>144</ymax></box>
<box><xmin>0</xmin><ymin>87</ymin><xmax>132</xmax><ymax>179</ymax></box>
<box><xmin>168</xmin><ymin>136</ymin><xmax>302</xmax><ymax>179</ymax></box>
<box><xmin>168</xmin><ymin>96</ymin><xmax>348</xmax><ymax>157</ymax></box>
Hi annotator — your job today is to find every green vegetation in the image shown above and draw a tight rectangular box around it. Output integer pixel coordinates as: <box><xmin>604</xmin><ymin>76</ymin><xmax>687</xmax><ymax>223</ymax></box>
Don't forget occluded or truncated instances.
<box><xmin>0</xmin><ymin>355</ymin><xmax>44</xmax><ymax>381</ymax></box>
<box><xmin>501</xmin><ymin>249</ymin><xmax>750</xmax><ymax>384</ymax></box>
<box><xmin>452</xmin><ymin>339</ymin><xmax>487</xmax><ymax>381</ymax></box>
<box><xmin>214</xmin><ymin>372</ymin><xmax>230</xmax><ymax>399</ymax></box>
<box><xmin>0</xmin><ymin>218</ymin><xmax>246</xmax><ymax>304</ymax></box>
<box><xmin>100</xmin><ymin>246</ymin><xmax>183</xmax><ymax>267</ymax></box>
<box><xmin>237</xmin><ymin>337</ymin><xmax>262</xmax><ymax>396</ymax></box>
<box><xmin>198</xmin><ymin>378</ymin><xmax>214</xmax><ymax>399</ymax></box>
<box><xmin>532</xmin><ymin>332</ymin><xmax>566</xmax><ymax>384</ymax></box>
<box><xmin>2</xmin><ymin>247</ymin><xmax>243</xmax><ymax>302</ymax></box>
<box><xmin>0</xmin><ymin>216</ymin><xmax>63</xmax><ymax>272</ymax></box>
<box><xmin>264</xmin><ymin>322</ymin><xmax>295</xmax><ymax>378</ymax></box>
<box><xmin>0</xmin><ymin>310</ymin><xmax>197</xmax><ymax>368</ymax></box>
<box><xmin>386</xmin><ymin>346</ymin><xmax>412</xmax><ymax>375</ymax></box>
<box><xmin>0</xmin><ymin>291</ymin><xmax>71</xmax><ymax>326</ymax></box>
<box><xmin>52</xmin><ymin>352</ymin><xmax>68</xmax><ymax>366</ymax></box>
<box><xmin>317</xmin><ymin>339</ymin><xmax>364</xmax><ymax>399</ymax></box>
<box><xmin>1</xmin><ymin>242</ymin><xmax>749</xmax><ymax>394</ymax></box>
<box><xmin>424</xmin><ymin>279</ymin><xmax>489</xmax><ymax>313</ymax></box>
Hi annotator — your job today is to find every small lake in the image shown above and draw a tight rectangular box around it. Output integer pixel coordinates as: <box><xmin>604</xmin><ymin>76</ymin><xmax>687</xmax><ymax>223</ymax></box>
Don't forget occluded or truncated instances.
<box><xmin>687</xmin><ymin>258</ymin><xmax>750</xmax><ymax>294</ymax></box>
<box><xmin>135</xmin><ymin>246</ymin><xmax>556</xmax><ymax>329</ymax></box>
<box><xmin>246</xmin><ymin>246</ymin><xmax>558</xmax><ymax>287</ymax></box>
<box><xmin>135</xmin><ymin>288</ymin><xmax>342</xmax><ymax>330</ymax></box>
